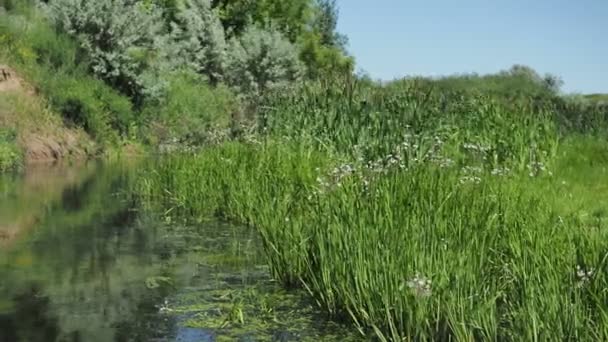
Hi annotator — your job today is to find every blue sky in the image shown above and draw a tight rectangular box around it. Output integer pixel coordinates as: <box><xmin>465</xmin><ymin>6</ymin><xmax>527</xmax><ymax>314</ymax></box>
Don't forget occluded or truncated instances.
<box><xmin>335</xmin><ymin>0</ymin><xmax>607</xmax><ymax>94</ymax></box>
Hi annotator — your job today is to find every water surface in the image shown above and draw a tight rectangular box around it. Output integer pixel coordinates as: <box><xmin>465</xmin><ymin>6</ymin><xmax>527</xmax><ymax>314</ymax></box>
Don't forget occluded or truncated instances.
<box><xmin>0</xmin><ymin>161</ymin><xmax>359</xmax><ymax>341</ymax></box>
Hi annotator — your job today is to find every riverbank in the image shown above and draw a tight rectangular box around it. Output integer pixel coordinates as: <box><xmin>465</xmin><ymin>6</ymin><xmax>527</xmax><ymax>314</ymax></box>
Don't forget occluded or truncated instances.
<box><xmin>0</xmin><ymin>64</ymin><xmax>96</xmax><ymax>171</ymax></box>
<box><xmin>139</xmin><ymin>135</ymin><xmax>608</xmax><ymax>341</ymax></box>
<box><xmin>0</xmin><ymin>160</ymin><xmax>363</xmax><ymax>341</ymax></box>
<box><xmin>135</xmin><ymin>75</ymin><xmax>608</xmax><ymax>340</ymax></box>
<box><xmin>3</xmin><ymin>3</ymin><xmax>608</xmax><ymax>340</ymax></box>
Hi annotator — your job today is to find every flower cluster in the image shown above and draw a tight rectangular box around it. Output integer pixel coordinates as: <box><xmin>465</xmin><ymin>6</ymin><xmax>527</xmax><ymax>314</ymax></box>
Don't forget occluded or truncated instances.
<box><xmin>365</xmin><ymin>154</ymin><xmax>406</xmax><ymax>174</ymax></box>
<box><xmin>365</xmin><ymin>134</ymin><xmax>453</xmax><ymax>173</ymax></box>
<box><xmin>462</xmin><ymin>142</ymin><xmax>493</xmax><ymax>163</ymax></box>
<box><xmin>317</xmin><ymin>163</ymin><xmax>357</xmax><ymax>190</ymax></box>
<box><xmin>459</xmin><ymin>175</ymin><xmax>482</xmax><ymax>185</ymax></box>
<box><xmin>463</xmin><ymin>142</ymin><xmax>492</xmax><ymax>153</ymax></box>
<box><xmin>527</xmin><ymin>161</ymin><xmax>551</xmax><ymax>177</ymax></box>
<box><xmin>491</xmin><ymin>166</ymin><xmax>511</xmax><ymax>177</ymax></box>
<box><xmin>432</xmin><ymin>156</ymin><xmax>455</xmax><ymax>168</ymax></box>
<box><xmin>575</xmin><ymin>265</ymin><xmax>594</xmax><ymax>288</ymax></box>
<box><xmin>459</xmin><ymin>165</ymin><xmax>483</xmax><ymax>185</ymax></box>
<box><xmin>157</xmin><ymin>299</ymin><xmax>173</xmax><ymax>314</ymax></box>
<box><xmin>462</xmin><ymin>166</ymin><xmax>483</xmax><ymax>174</ymax></box>
<box><xmin>403</xmin><ymin>273</ymin><xmax>432</xmax><ymax>298</ymax></box>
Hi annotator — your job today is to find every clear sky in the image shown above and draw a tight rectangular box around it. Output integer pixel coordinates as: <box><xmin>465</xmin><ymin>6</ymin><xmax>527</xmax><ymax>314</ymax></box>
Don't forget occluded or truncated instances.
<box><xmin>335</xmin><ymin>0</ymin><xmax>607</xmax><ymax>94</ymax></box>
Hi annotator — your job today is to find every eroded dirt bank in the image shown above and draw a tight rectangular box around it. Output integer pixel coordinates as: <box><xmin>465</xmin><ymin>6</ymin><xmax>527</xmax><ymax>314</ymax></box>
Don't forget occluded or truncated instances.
<box><xmin>0</xmin><ymin>64</ymin><xmax>95</xmax><ymax>165</ymax></box>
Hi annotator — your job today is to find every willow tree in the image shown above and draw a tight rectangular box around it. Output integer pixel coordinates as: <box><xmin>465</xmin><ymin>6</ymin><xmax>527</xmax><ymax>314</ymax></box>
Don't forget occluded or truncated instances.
<box><xmin>211</xmin><ymin>0</ymin><xmax>353</xmax><ymax>79</ymax></box>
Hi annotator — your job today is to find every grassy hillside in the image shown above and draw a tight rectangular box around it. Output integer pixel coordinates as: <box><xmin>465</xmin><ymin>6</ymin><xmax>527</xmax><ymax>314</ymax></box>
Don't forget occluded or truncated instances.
<box><xmin>0</xmin><ymin>0</ymin><xmax>356</xmax><ymax>167</ymax></box>
<box><xmin>0</xmin><ymin>6</ymin><xmax>136</xmax><ymax>169</ymax></box>
<box><xmin>0</xmin><ymin>66</ymin><xmax>95</xmax><ymax>171</ymax></box>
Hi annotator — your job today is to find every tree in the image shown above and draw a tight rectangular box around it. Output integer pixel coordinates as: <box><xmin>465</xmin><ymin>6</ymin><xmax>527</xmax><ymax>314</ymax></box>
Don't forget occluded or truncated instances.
<box><xmin>224</xmin><ymin>26</ymin><xmax>303</xmax><ymax>97</ymax></box>
<box><xmin>44</xmin><ymin>0</ymin><xmax>165</xmax><ymax>105</ymax></box>
<box><xmin>542</xmin><ymin>74</ymin><xmax>564</xmax><ymax>94</ymax></box>
<box><xmin>299</xmin><ymin>31</ymin><xmax>354</xmax><ymax>79</ymax></box>
<box><xmin>312</xmin><ymin>0</ymin><xmax>347</xmax><ymax>50</ymax></box>
<box><xmin>211</xmin><ymin>0</ymin><xmax>353</xmax><ymax>79</ymax></box>
<box><xmin>211</xmin><ymin>0</ymin><xmax>312</xmax><ymax>40</ymax></box>
<box><xmin>169</xmin><ymin>0</ymin><xmax>227</xmax><ymax>84</ymax></box>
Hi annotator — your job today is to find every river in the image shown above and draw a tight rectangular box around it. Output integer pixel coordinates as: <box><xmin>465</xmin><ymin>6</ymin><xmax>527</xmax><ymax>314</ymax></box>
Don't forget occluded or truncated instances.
<box><xmin>0</xmin><ymin>161</ymin><xmax>359</xmax><ymax>342</ymax></box>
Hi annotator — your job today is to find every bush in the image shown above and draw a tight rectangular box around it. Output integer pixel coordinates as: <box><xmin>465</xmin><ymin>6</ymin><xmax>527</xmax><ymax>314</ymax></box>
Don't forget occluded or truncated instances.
<box><xmin>0</xmin><ymin>0</ymin><xmax>36</xmax><ymax>12</ymax></box>
<box><xmin>0</xmin><ymin>128</ymin><xmax>21</xmax><ymax>172</ymax></box>
<box><xmin>225</xmin><ymin>26</ymin><xmax>304</xmax><ymax>98</ymax></box>
<box><xmin>40</xmin><ymin>72</ymin><xmax>134</xmax><ymax>143</ymax></box>
<box><xmin>0</xmin><ymin>143</ymin><xmax>20</xmax><ymax>172</ymax></box>
<box><xmin>168</xmin><ymin>0</ymin><xmax>226</xmax><ymax>83</ymax></box>
<box><xmin>142</xmin><ymin>70</ymin><xmax>235</xmax><ymax>145</ymax></box>
<box><xmin>400</xmin><ymin>64</ymin><xmax>563</xmax><ymax>99</ymax></box>
<box><xmin>0</xmin><ymin>9</ymin><xmax>135</xmax><ymax>143</ymax></box>
<box><xmin>43</xmin><ymin>0</ymin><xmax>166</xmax><ymax>105</ymax></box>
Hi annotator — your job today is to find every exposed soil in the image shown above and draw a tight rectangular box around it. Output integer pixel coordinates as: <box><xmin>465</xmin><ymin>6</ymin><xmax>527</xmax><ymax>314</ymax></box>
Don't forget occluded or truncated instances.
<box><xmin>0</xmin><ymin>64</ymin><xmax>34</xmax><ymax>94</ymax></box>
<box><xmin>19</xmin><ymin>131</ymin><xmax>89</xmax><ymax>164</ymax></box>
<box><xmin>0</xmin><ymin>64</ymin><xmax>94</xmax><ymax>164</ymax></box>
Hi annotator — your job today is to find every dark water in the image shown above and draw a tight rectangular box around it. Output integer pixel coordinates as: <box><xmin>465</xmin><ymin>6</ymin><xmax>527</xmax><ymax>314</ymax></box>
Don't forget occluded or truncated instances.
<box><xmin>0</xmin><ymin>161</ymin><xmax>359</xmax><ymax>342</ymax></box>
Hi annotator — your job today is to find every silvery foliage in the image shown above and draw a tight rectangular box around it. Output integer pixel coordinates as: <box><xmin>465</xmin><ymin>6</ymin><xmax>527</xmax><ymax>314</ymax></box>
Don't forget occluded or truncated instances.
<box><xmin>225</xmin><ymin>26</ymin><xmax>304</xmax><ymax>97</ymax></box>
<box><xmin>42</xmin><ymin>0</ymin><xmax>167</xmax><ymax>100</ymax></box>
<box><xmin>168</xmin><ymin>0</ymin><xmax>226</xmax><ymax>83</ymax></box>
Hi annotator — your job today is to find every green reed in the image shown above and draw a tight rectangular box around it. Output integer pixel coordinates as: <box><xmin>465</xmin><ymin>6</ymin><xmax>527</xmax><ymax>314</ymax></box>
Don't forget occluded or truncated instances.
<box><xmin>137</xmin><ymin>78</ymin><xmax>608</xmax><ymax>340</ymax></box>
<box><xmin>258</xmin><ymin>78</ymin><xmax>560</xmax><ymax>172</ymax></box>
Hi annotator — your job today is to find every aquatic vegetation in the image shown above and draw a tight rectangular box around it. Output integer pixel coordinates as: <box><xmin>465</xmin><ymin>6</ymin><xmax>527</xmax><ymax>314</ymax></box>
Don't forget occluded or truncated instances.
<box><xmin>139</xmin><ymin>133</ymin><xmax>608</xmax><ymax>341</ymax></box>
<box><xmin>0</xmin><ymin>163</ymin><xmax>356</xmax><ymax>341</ymax></box>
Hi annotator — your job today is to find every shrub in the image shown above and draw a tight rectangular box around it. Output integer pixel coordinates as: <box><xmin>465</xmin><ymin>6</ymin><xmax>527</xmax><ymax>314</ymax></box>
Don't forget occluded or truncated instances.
<box><xmin>43</xmin><ymin>0</ymin><xmax>166</xmax><ymax>105</ymax></box>
<box><xmin>0</xmin><ymin>0</ymin><xmax>36</xmax><ymax>11</ymax></box>
<box><xmin>225</xmin><ymin>26</ymin><xmax>304</xmax><ymax>98</ymax></box>
<box><xmin>0</xmin><ymin>128</ymin><xmax>21</xmax><ymax>172</ymax></box>
<box><xmin>168</xmin><ymin>0</ymin><xmax>226</xmax><ymax>83</ymax></box>
<box><xmin>0</xmin><ymin>7</ymin><xmax>135</xmax><ymax>143</ymax></box>
<box><xmin>39</xmin><ymin>71</ymin><xmax>137</xmax><ymax>143</ymax></box>
<box><xmin>142</xmin><ymin>70</ymin><xmax>235</xmax><ymax>145</ymax></box>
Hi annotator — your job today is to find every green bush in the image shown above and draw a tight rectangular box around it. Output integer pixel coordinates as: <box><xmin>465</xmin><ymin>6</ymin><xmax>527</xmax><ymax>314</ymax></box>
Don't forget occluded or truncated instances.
<box><xmin>41</xmin><ymin>72</ymin><xmax>134</xmax><ymax>143</ymax></box>
<box><xmin>0</xmin><ymin>143</ymin><xmax>20</xmax><ymax>172</ymax></box>
<box><xmin>0</xmin><ymin>0</ymin><xmax>36</xmax><ymax>12</ymax></box>
<box><xmin>168</xmin><ymin>0</ymin><xmax>227</xmax><ymax>83</ymax></box>
<box><xmin>0</xmin><ymin>9</ymin><xmax>135</xmax><ymax>144</ymax></box>
<box><xmin>43</xmin><ymin>0</ymin><xmax>166</xmax><ymax>104</ymax></box>
<box><xmin>404</xmin><ymin>64</ymin><xmax>562</xmax><ymax>98</ymax></box>
<box><xmin>0</xmin><ymin>128</ymin><xmax>21</xmax><ymax>172</ymax></box>
<box><xmin>141</xmin><ymin>70</ymin><xmax>235</xmax><ymax>145</ymax></box>
<box><xmin>225</xmin><ymin>26</ymin><xmax>304</xmax><ymax>98</ymax></box>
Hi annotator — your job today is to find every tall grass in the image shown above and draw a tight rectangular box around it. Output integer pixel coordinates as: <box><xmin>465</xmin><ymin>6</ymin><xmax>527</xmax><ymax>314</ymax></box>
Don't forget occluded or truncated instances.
<box><xmin>140</xmin><ymin>70</ymin><xmax>235</xmax><ymax>147</ymax></box>
<box><xmin>134</xmin><ymin>75</ymin><xmax>608</xmax><ymax>340</ymax></box>
<box><xmin>140</xmin><ymin>138</ymin><xmax>608</xmax><ymax>340</ymax></box>
<box><xmin>259</xmin><ymin>77</ymin><xmax>559</xmax><ymax>173</ymax></box>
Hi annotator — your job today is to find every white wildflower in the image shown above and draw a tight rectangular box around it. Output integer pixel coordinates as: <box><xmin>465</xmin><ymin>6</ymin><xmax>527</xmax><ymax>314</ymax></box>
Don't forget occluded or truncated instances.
<box><xmin>403</xmin><ymin>273</ymin><xmax>432</xmax><ymax>298</ymax></box>
<box><xmin>576</xmin><ymin>265</ymin><xmax>595</xmax><ymax>288</ymax></box>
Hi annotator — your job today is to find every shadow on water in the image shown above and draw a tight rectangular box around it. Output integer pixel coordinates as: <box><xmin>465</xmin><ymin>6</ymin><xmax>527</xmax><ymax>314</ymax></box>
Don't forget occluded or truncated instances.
<box><xmin>0</xmin><ymin>161</ymin><xmax>361</xmax><ymax>342</ymax></box>
<box><xmin>0</xmin><ymin>283</ymin><xmax>60</xmax><ymax>342</ymax></box>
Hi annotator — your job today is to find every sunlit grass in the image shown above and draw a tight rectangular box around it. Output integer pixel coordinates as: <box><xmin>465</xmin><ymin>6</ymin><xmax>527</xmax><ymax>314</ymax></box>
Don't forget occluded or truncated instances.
<box><xmin>138</xmin><ymin>137</ymin><xmax>608</xmax><ymax>340</ymax></box>
<box><xmin>135</xmin><ymin>75</ymin><xmax>608</xmax><ymax>340</ymax></box>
